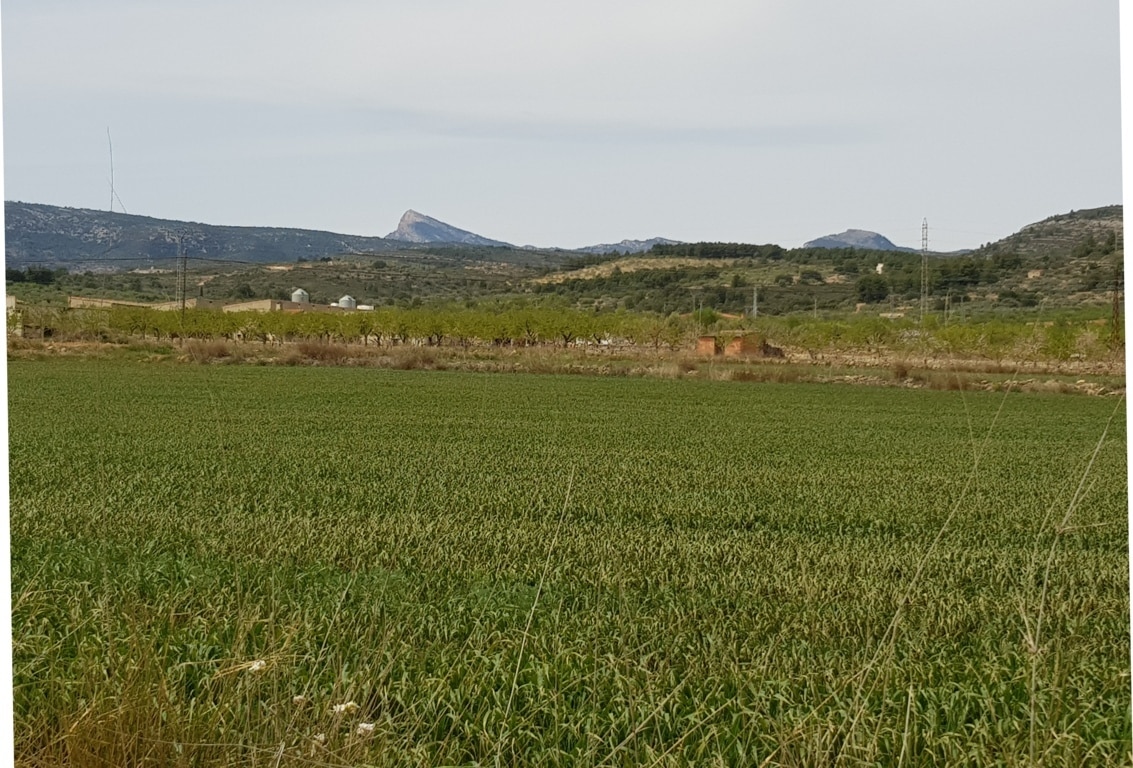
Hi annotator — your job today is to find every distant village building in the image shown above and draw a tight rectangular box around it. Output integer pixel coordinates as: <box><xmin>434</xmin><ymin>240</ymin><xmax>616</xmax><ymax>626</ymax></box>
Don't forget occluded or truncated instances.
<box><xmin>291</xmin><ymin>288</ymin><xmax>310</xmax><ymax>303</ymax></box>
<box><xmin>338</xmin><ymin>295</ymin><xmax>357</xmax><ymax>310</ymax></box>
<box><xmin>875</xmin><ymin>263</ymin><xmax>885</xmax><ymax>274</ymax></box>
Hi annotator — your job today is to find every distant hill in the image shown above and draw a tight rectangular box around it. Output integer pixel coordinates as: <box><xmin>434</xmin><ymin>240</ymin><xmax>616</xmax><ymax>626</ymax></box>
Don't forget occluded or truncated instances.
<box><xmin>385</xmin><ymin>209</ymin><xmax>512</xmax><ymax>248</ymax></box>
<box><xmin>3</xmin><ymin>202</ymin><xmax>570</xmax><ymax>271</ymax></box>
<box><xmin>803</xmin><ymin>229</ymin><xmax>914</xmax><ymax>251</ymax></box>
<box><xmin>384</xmin><ymin>210</ymin><xmax>681</xmax><ymax>255</ymax></box>
<box><xmin>979</xmin><ymin>205</ymin><xmax>1123</xmax><ymax>260</ymax></box>
<box><xmin>4</xmin><ymin>201</ymin><xmax>683</xmax><ymax>272</ymax></box>
<box><xmin>968</xmin><ymin>205</ymin><xmax>1123</xmax><ymax>297</ymax></box>
<box><xmin>574</xmin><ymin>237</ymin><xmax>682</xmax><ymax>255</ymax></box>
<box><xmin>4</xmin><ymin>201</ymin><xmax>408</xmax><ymax>271</ymax></box>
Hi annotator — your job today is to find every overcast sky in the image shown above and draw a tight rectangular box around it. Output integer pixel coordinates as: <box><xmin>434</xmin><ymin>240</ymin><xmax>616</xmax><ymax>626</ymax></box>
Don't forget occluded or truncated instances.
<box><xmin>1</xmin><ymin>1</ymin><xmax>1122</xmax><ymax>251</ymax></box>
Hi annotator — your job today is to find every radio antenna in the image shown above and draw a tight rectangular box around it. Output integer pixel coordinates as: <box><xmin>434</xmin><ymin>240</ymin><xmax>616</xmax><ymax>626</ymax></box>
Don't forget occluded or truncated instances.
<box><xmin>107</xmin><ymin>128</ymin><xmax>127</xmax><ymax>214</ymax></box>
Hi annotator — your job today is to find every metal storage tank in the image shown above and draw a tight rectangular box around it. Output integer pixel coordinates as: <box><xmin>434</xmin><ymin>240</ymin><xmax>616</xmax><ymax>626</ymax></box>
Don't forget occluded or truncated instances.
<box><xmin>338</xmin><ymin>294</ymin><xmax>357</xmax><ymax>309</ymax></box>
<box><xmin>291</xmin><ymin>288</ymin><xmax>310</xmax><ymax>303</ymax></box>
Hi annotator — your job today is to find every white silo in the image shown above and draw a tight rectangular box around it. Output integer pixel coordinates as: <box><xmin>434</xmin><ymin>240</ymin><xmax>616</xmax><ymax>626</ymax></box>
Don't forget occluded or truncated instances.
<box><xmin>338</xmin><ymin>294</ymin><xmax>357</xmax><ymax>309</ymax></box>
<box><xmin>291</xmin><ymin>288</ymin><xmax>310</xmax><ymax>304</ymax></box>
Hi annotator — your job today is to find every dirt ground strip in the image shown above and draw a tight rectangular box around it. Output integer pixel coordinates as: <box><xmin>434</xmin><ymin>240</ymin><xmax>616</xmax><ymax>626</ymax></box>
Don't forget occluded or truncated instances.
<box><xmin>8</xmin><ymin>337</ymin><xmax>1125</xmax><ymax>398</ymax></box>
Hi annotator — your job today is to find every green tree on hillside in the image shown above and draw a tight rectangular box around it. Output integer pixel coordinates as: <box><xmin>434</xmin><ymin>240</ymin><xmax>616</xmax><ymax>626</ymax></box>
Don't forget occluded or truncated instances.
<box><xmin>856</xmin><ymin>275</ymin><xmax>889</xmax><ymax>303</ymax></box>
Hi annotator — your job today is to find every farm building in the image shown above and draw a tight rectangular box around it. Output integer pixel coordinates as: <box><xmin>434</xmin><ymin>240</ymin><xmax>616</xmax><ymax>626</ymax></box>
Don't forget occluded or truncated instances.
<box><xmin>68</xmin><ymin>296</ymin><xmax>156</xmax><ymax>310</ymax></box>
<box><xmin>150</xmin><ymin>298</ymin><xmax>228</xmax><ymax>312</ymax></box>
<box><xmin>71</xmin><ymin>296</ymin><xmax>226</xmax><ymax>312</ymax></box>
<box><xmin>696</xmin><ymin>332</ymin><xmax>784</xmax><ymax>358</ymax></box>
<box><xmin>65</xmin><ymin>289</ymin><xmax>367</xmax><ymax>315</ymax></box>
<box><xmin>222</xmin><ymin>298</ymin><xmax>344</xmax><ymax>314</ymax></box>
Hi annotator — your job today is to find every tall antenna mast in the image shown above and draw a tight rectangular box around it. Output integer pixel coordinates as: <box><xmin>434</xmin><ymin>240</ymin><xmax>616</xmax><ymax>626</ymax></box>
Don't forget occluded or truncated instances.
<box><xmin>108</xmin><ymin>128</ymin><xmax>115</xmax><ymax>213</ymax></box>
<box><xmin>107</xmin><ymin>128</ymin><xmax>127</xmax><ymax>214</ymax></box>
<box><xmin>920</xmin><ymin>218</ymin><xmax>929</xmax><ymax>325</ymax></box>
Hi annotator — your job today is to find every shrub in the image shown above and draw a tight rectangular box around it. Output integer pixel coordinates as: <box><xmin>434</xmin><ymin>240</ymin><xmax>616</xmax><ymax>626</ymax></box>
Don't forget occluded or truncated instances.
<box><xmin>185</xmin><ymin>339</ymin><xmax>233</xmax><ymax>362</ymax></box>
<box><xmin>298</xmin><ymin>341</ymin><xmax>349</xmax><ymax>363</ymax></box>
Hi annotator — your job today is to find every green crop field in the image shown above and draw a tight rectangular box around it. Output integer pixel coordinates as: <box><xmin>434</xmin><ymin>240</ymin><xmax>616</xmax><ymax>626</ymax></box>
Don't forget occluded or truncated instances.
<box><xmin>8</xmin><ymin>360</ymin><xmax>1129</xmax><ymax>766</ymax></box>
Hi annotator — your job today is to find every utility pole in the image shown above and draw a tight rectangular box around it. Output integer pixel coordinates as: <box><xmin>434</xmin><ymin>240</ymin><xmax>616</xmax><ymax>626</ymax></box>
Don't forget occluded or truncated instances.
<box><xmin>1111</xmin><ymin>259</ymin><xmax>1123</xmax><ymax>350</ymax></box>
<box><xmin>920</xmin><ymin>218</ymin><xmax>929</xmax><ymax>326</ymax></box>
<box><xmin>752</xmin><ymin>286</ymin><xmax>758</xmax><ymax>319</ymax></box>
<box><xmin>176</xmin><ymin>235</ymin><xmax>187</xmax><ymax>324</ymax></box>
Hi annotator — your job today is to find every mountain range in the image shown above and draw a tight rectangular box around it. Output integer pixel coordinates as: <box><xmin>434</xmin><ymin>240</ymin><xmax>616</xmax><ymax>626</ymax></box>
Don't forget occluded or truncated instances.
<box><xmin>8</xmin><ymin>201</ymin><xmax>1111</xmax><ymax>272</ymax></box>
<box><xmin>3</xmin><ymin>202</ymin><xmax>686</xmax><ymax>270</ymax></box>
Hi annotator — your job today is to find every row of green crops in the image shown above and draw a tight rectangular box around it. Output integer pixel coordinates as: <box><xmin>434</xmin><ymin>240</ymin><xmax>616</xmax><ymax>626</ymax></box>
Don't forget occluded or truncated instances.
<box><xmin>9</xmin><ymin>360</ymin><xmax>1129</xmax><ymax>766</ymax></box>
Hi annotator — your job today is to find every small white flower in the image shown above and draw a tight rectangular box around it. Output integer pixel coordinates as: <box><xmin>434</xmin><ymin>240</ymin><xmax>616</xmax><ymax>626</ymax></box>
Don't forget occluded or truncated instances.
<box><xmin>312</xmin><ymin>733</ymin><xmax>326</xmax><ymax>743</ymax></box>
<box><xmin>248</xmin><ymin>659</ymin><xmax>266</xmax><ymax>673</ymax></box>
<box><xmin>356</xmin><ymin>722</ymin><xmax>375</xmax><ymax>737</ymax></box>
<box><xmin>292</xmin><ymin>695</ymin><xmax>307</xmax><ymax>706</ymax></box>
<box><xmin>332</xmin><ymin>701</ymin><xmax>359</xmax><ymax>715</ymax></box>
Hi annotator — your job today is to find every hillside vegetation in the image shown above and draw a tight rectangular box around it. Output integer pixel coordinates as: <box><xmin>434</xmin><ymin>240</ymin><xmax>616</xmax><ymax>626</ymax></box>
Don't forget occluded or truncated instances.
<box><xmin>6</xmin><ymin>205</ymin><xmax>1122</xmax><ymax>317</ymax></box>
<box><xmin>7</xmin><ymin>205</ymin><xmax>1124</xmax><ymax>385</ymax></box>
<box><xmin>9</xmin><ymin>231</ymin><xmax>1122</xmax><ymax>320</ymax></box>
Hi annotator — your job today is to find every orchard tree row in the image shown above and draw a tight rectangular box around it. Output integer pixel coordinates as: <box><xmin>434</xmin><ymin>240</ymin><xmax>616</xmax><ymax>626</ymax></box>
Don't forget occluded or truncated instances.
<box><xmin>96</xmin><ymin>304</ymin><xmax>696</xmax><ymax>349</ymax></box>
<box><xmin>15</xmin><ymin>301</ymin><xmax>1119</xmax><ymax>364</ymax></box>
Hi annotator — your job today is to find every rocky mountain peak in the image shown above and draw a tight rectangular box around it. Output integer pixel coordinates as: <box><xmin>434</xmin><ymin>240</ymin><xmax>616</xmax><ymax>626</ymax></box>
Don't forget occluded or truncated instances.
<box><xmin>803</xmin><ymin>229</ymin><xmax>911</xmax><ymax>251</ymax></box>
<box><xmin>385</xmin><ymin>210</ymin><xmax>510</xmax><ymax>247</ymax></box>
